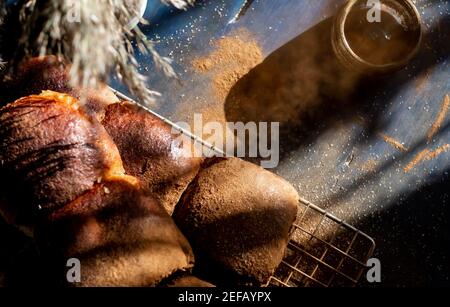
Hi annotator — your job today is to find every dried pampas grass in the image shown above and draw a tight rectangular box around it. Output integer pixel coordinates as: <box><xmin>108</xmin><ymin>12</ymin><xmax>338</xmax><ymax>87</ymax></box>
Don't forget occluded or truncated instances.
<box><xmin>3</xmin><ymin>0</ymin><xmax>193</xmax><ymax>106</ymax></box>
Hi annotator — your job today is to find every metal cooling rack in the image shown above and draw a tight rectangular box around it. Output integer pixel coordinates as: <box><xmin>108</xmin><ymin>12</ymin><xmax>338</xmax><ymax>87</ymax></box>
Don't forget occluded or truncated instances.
<box><xmin>267</xmin><ymin>197</ymin><xmax>376</xmax><ymax>287</ymax></box>
<box><xmin>109</xmin><ymin>87</ymin><xmax>226</xmax><ymax>157</ymax></box>
<box><xmin>110</xmin><ymin>87</ymin><xmax>376</xmax><ymax>288</ymax></box>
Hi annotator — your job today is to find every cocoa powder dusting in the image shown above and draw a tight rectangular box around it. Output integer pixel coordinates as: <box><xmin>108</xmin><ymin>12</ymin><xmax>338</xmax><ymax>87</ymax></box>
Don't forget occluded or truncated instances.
<box><xmin>427</xmin><ymin>94</ymin><xmax>450</xmax><ymax>142</ymax></box>
<box><xmin>424</xmin><ymin>144</ymin><xmax>450</xmax><ymax>161</ymax></box>
<box><xmin>360</xmin><ymin>159</ymin><xmax>378</xmax><ymax>173</ymax></box>
<box><xmin>378</xmin><ymin>132</ymin><xmax>408</xmax><ymax>152</ymax></box>
<box><xmin>403</xmin><ymin>144</ymin><xmax>449</xmax><ymax>173</ymax></box>
<box><xmin>192</xmin><ymin>30</ymin><xmax>263</xmax><ymax>101</ymax></box>
<box><xmin>175</xmin><ymin>29</ymin><xmax>263</xmax><ymax>141</ymax></box>
<box><xmin>404</xmin><ymin>149</ymin><xmax>430</xmax><ymax>173</ymax></box>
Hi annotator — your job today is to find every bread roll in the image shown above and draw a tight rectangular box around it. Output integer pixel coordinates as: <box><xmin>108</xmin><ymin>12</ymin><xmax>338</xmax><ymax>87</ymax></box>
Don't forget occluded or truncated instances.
<box><xmin>173</xmin><ymin>158</ymin><xmax>299</xmax><ymax>285</ymax></box>
<box><xmin>102</xmin><ymin>102</ymin><xmax>202</xmax><ymax>214</ymax></box>
<box><xmin>0</xmin><ymin>56</ymin><xmax>118</xmax><ymax>121</ymax></box>
<box><xmin>37</xmin><ymin>179</ymin><xmax>194</xmax><ymax>287</ymax></box>
<box><xmin>0</xmin><ymin>91</ymin><xmax>126</xmax><ymax>224</ymax></box>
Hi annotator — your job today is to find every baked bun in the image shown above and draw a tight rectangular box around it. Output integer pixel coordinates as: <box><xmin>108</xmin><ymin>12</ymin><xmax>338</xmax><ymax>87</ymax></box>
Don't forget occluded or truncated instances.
<box><xmin>0</xmin><ymin>91</ymin><xmax>125</xmax><ymax>223</ymax></box>
<box><xmin>0</xmin><ymin>56</ymin><xmax>118</xmax><ymax>121</ymax></box>
<box><xmin>173</xmin><ymin>158</ymin><xmax>299</xmax><ymax>285</ymax></box>
<box><xmin>37</xmin><ymin>179</ymin><xmax>194</xmax><ymax>287</ymax></box>
<box><xmin>102</xmin><ymin>102</ymin><xmax>202</xmax><ymax>214</ymax></box>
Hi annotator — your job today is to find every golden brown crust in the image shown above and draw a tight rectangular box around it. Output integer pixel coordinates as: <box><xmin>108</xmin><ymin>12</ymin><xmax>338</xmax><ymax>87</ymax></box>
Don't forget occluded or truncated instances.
<box><xmin>173</xmin><ymin>157</ymin><xmax>299</xmax><ymax>285</ymax></box>
<box><xmin>0</xmin><ymin>91</ymin><xmax>125</xmax><ymax>222</ymax></box>
<box><xmin>38</xmin><ymin>179</ymin><xmax>195</xmax><ymax>287</ymax></box>
<box><xmin>102</xmin><ymin>102</ymin><xmax>202</xmax><ymax>215</ymax></box>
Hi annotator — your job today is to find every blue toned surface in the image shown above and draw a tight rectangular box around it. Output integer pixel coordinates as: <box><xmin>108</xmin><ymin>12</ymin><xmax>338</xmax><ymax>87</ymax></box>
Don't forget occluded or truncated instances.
<box><xmin>126</xmin><ymin>0</ymin><xmax>450</xmax><ymax>286</ymax></box>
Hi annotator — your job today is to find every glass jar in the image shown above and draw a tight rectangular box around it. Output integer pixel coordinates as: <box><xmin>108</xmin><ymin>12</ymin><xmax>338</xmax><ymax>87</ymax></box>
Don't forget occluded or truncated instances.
<box><xmin>332</xmin><ymin>0</ymin><xmax>422</xmax><ymax>75</ymax></box>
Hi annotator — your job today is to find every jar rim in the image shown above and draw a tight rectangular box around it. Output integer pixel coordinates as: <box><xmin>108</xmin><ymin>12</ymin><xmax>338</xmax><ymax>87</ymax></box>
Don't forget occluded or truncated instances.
<box><xmin>334</xmin><ymin>0</ymin><xmax>423</xmax><ymax>73</ymax></box>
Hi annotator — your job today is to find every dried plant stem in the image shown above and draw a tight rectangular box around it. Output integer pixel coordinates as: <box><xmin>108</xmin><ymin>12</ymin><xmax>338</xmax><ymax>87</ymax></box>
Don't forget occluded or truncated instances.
<box><xmin>2</xmin><ymin>0</ymin><xmax>193</xmax><ymax>106</ymax></box>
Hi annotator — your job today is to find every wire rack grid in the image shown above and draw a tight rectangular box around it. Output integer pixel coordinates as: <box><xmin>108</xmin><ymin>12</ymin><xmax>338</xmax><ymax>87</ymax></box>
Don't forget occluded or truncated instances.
<box><xmin>267</xmin><ymin>197</ymin><xmax>376</xmax><ymax>287</ymax></box>
<box><xmin>111</xmin><ymin>88</ymin><xmax>376</xmax><ymax>288</ymax></box>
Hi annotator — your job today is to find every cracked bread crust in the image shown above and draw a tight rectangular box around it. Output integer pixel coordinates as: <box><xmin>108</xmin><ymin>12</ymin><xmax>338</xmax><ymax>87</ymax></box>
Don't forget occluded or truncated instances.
<box><xmin>0</xmin><ymin>91</ymin><xmax>125</xmax><ymax>223</ymax></box>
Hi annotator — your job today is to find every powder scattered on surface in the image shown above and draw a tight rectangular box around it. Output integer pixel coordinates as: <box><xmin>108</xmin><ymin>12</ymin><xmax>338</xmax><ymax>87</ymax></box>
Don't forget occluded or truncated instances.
<box><xmin>174</xmin><ymin>29</ymin><xmax>263</xmax><ymax>142</ymax></box>
<box><xmin>424</xmin><ymin>144</ymin><xmax>450</xmax><ymax>161</ymax></box>
<box><xmin>192</xmin><ymin>30</ymin><xmax>263</xmax><ymax>101</ymax></box>
<box><xmin>427</xmin><ymin>94</ymin><xmax>449</xmax><ymax>142</ymax></box>
<box><xmin>223</xmin><ymin>21</ymin><xmax>361</xmax><ymax>125</ymax></box>
<box><xmin>182</xmin><ymin>22</ymin><xmax>361</xmax><ymax>131</ymax></box>
<box><xmin>378</xmin><ymin>132</ymin><xmax>408</xmax><ymax>152</ymax></box>
<box><xmin>404</xmin><ymin>149</ymin><xmax>430</xmax><ymax>173</ymax></box>
<box><xmin>360</xmin><ymin>159</ymin><xmax>378</xmax><ymax>173</ymax></box>
<box><xmin>174</xmin><ymin>94</ymin><xmax>229</xmax><ymax>140</ymax></box>
<box><xmin>414</xmin><ymin>67</ymin><xmax>432</xmax><ymax>93</ymax></box>
<box><xmin>404</xmin><ymin>144</ymin><xmax>449</xmax><ymax>173</ymax></box>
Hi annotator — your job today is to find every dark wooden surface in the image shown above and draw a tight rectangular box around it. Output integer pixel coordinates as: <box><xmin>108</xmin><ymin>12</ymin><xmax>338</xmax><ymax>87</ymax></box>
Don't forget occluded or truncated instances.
<box><xmin>118</xmin><ymin>0</ymin><xmax>449</xmax><ymax>286</ymax></box>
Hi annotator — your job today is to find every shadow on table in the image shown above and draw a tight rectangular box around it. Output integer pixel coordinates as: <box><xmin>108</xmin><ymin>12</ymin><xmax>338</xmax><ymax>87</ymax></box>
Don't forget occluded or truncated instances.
<box><xmin>224</xmin><ymin>12</ymin><xmax>450</xmax><ymax>165</ymax></box>
<box><xmin>356</xmin><ymin>169</ymin><xmax>450</xmax><ymax>287</ymax></box>
<box><xmin>223</xmin><ymin>7</ymin><xmax>450</xmax><ymax>287</ymax></box>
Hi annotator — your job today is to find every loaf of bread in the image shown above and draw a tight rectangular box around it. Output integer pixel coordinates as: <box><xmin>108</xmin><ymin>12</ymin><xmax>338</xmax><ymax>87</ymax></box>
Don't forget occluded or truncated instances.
<box><xmin>0</xmin><ymin>62</ymin><xmax>301</xmax><ymax>287</ymax></box>
<box><xmin>173</xmin><ymin>157</ymin><xmax>299</xmax><ymax>285</ymax></box>
<box><xmin>0</xmin><ymin>56</ymin><xmax>118</xmax><ymax>121</ymax></box>
<box><xmin>0</xmin><ymin>91</ymin><xmax>125</xmax><ymax>225</ymax></box>
<box><xmin>37</xmin><ymin>178</ymin><xmax>194</xmax><ymax>287</ymax></box>
<box><xmin>0</xmin><ymin>89</ymin><xmax>197</xmax><ymax>286</ymax></box>
<box><xmin>102</xmin><ymin>102</ymin><xmax>202</xmax><ymax>215</ymax></box>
